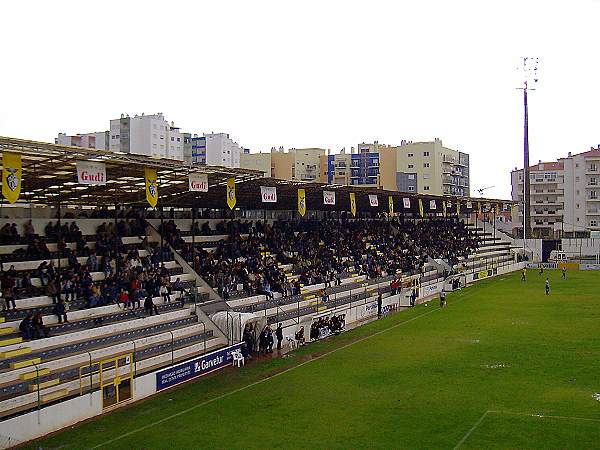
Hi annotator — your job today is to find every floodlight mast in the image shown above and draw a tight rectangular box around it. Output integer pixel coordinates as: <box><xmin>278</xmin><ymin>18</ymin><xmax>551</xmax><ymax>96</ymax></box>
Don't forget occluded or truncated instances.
<box><xmin>518</xmin><ymin>57</ymin><xmax>539</xmax><ymax>242</ymax></box>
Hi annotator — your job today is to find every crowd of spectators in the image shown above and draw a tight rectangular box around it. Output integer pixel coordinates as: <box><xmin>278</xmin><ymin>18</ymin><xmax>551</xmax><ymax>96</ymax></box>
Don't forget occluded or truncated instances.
<box><xmin>161</xmin><ymin>218</ymin><xmax>479</xmax><ymax>301</ymax></box>
<box><xmin>0</xmin><ymin>216</ymin><xmax>187</xmax><ymax>341</ymax></box>
<box><xmin>310</xmin><ymin>314</ymin><xmax>345</xmax><ymax>340</ymax></box>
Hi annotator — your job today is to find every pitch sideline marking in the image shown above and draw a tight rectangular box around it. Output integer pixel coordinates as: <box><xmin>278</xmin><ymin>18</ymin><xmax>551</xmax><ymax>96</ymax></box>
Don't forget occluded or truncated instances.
<box><xmin>89</xmin><ymin>290</ymin><xmax>479</xmax><ymax>449</ymax></box>
<box><xmin>453</xmin><ymin>410</ymin><xmax>600</xmax><ymax>449</ymax></box>
<box><xmin>453</xmin><ymin>410</ymin><xmax>491</xmax><ymax>450</ymax></box>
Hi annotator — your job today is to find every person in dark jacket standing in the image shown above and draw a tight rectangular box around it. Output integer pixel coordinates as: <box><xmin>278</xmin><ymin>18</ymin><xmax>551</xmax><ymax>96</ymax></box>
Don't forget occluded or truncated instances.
<box><xmin>276</xmin><ymin>323</ymin><xmax>283</xmax><ymax>350</ymax></box>
<box><xmin>53</xmin><ymin>299</ymin><xmax>68</xmax><ymax>323</ymax></box>
<box><xmin>144</xmin><ymin>292</ymin><xmax>159</xmax><ymax>316</ymax></box>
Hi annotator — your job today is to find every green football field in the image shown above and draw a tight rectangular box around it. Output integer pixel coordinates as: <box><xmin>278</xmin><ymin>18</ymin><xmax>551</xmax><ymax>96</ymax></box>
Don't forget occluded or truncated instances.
<box><xmin>27</xmin><ymin>269</ymin><xmax>600</xmax><ymax>449</ymax></box>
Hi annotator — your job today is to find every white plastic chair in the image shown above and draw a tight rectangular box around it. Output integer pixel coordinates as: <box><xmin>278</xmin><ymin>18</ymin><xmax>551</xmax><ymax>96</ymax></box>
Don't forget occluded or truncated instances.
<box><xmin>286</xmin><ymin>336</ymin><xmax>297</xmax><ymax>350</ymax></box>
<box><xmin>231</xmin><ymin>349</ymin><xmax>245</xmax><ymax>367</ymax></box>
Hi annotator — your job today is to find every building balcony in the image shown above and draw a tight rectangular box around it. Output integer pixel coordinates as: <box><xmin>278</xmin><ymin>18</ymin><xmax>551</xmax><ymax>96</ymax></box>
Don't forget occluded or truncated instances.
<box><xmin>533</xmin><ymin>209</ymin><xmax>563</xmax><ymax>216</ymax></box>
<box><xmin>586</xmin><ymin>210</ymin><xmax>600</xmax><ymax>215</ymax></box>
<box><xmin>443</xmin><ymin>155</ymin><xmax>468</xmax><ymax>167</ymax></box>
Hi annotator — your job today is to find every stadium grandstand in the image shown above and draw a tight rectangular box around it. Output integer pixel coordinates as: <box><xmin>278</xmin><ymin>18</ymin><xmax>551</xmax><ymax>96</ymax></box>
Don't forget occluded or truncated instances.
<box><xmin>0</xmin><ymin>137</ymin><xmax>517</xmax><ymax>447</ymax></box>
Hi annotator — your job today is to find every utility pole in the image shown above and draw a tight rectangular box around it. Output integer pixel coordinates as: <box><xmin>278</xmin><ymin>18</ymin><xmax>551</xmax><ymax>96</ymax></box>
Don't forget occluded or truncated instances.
<box><xmin>518</xmin><ymin>57</ymin><xmax>539</xmax><ymax>241</ymax></box>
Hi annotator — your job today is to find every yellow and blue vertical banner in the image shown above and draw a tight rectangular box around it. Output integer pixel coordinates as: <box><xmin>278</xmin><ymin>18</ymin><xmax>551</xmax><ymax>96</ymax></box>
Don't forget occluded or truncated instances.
<box><xmin>456</xmin><ymin>200</ymin><xmax>461</xmax><ymax>215</ymax></box>
<box><xmin>442</xmin><ymin>201</ymin><xmax>447</xmax><ymax>217</ymax></box>
<box><xmin>144</xmin><ymin>168</ymin><xmax>158</xmax><ymax>208</ymax></box>
<box><xmin>226</xmin><ymin>178</ymin><xmax>236</xmax><ymax>210</ymax></box>
<box><xmin>350</xmin><ymin>192</ymin><xmax>357</xmax><ymax>217</ymax></box>
<box><xmin>298</xmin><ymin>188</ymin><xmax>306</xmax><ymax>217</ymax></box>
<box><xmin>418</xmin><ymin>198</ymin><xmax>424</xmax><ymax>217</ymax></box>
<box><xmin>477</xmin><ymin>201</ymin><xmax>482</xmax><ymax>215</ymax></box>
<box><xmin>388</xmin><ymin>196</ymin><xmax>394</xmax><ymax>216</ymax></box>
<box><xmin>2</xmin><ymin>152</ymin><xmax>22</xmax><ymax>204</ymax></box>
<box><xmin>496</xmin><ymin>203</ymin><xmax>501</xmax><ymax>215</ymax></box>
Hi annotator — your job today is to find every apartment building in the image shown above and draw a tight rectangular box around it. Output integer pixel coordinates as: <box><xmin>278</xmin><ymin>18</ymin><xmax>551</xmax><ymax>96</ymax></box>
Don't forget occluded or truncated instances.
<box><xmin>379</xmin><ymin>139</ymin><xmax>469</xmax><ymax>196</ymax></box>
<box><xmin>562</xmin><ymin>147</ymin><xmax>600</xmax><ymax>234</ymax></box>
<box><xmin>190</xmin><ymin>132</ymin><xmax>241</xmax><ymax>168</ymax></box>
<box><xmin>511</xmin><ymin>161</ymin><xmax>565</xmax><ymax>238</ymax></box>
<box><xmin>109</xmin><ymin>113</ymin><xmax>184</xmax><ymax>161</ymax></box>
<box><xmin>321</xmin><ymin>145</ymin><xmax>383</xmax><ymax>187</ymax></box>
<box><xmin>290</xmin><ymin>148</ymin><xmax>326</xmax><ymax>181</ymax></box>
<box><xmin>511</xmin><ymin>145</ymin><xmax>600</xmax><ymax>237</ymax></box>
<box><xmin>240</xmin><ymin>151</ymin><xmax>272</xmax><ymax>176</ymax></box>
<box><xmin>55</xmin><ymin>131</ymin><xmax>110</xmax><ymax>150</ymax></box>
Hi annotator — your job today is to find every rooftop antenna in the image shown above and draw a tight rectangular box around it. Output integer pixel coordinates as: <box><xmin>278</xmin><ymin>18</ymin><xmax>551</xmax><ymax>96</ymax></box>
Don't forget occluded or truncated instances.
<box><xmin>477</xmin><ymin>186</ymin><xmax>495</xmax><ymax>197</ymax></box>
<box><xmin>517</xmin><ymin>56</ymin><xmax>539</xmax><ymax>241</ymax></box>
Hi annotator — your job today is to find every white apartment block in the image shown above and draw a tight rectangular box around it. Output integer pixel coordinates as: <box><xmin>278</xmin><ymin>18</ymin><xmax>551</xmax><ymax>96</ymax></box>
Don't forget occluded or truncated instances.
<box><xmin>562</xmin><ymin>147</ymin><xmax>600</xmax><ymax>235</ymax></box>
<box><xmin>191</xmin><ymin>133</ymin><xmax>241</xmax><ymax>168</ymax></box>
<box><xmin>511</xmin><ymin>145</ymin><xmax>600</xmax><ymax>238</ymax></box>
<box><xmin>55</xmin><ymin>132</ymin><xmax>109</xmax><ymax>150</ymax></box>
<box><xmin>511</xmin><ymin>161</ymin><xmax>565</xmax><ymax>238</ymax></box>
<box><xmin>109</xmin><ymin>113</ymin><xmax>184</xmax><ymax>161</ymax></box>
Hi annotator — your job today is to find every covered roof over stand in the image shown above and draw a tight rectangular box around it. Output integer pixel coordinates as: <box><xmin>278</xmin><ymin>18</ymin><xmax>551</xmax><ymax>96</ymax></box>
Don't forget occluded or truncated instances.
<box><xmin>0</xmin><ymin>136</ymin><xmax>263</xmax><ymax>207</ymax></box>
<box><xmin>169</xmin><ymin>177</ymin><xmax>515</xmax><ymax>215</ymax></box>
<box><xmin>0</xmin><ymin>136</ymin><xmax>513</xmax><ymax>213</ymax></box>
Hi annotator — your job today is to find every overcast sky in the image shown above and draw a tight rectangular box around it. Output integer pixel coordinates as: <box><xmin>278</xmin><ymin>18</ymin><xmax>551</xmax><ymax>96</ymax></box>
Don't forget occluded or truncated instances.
<box><xmin>1</xmin><ymin>0</ymin><xmax>599</xmax><ymax>199</ymax></box>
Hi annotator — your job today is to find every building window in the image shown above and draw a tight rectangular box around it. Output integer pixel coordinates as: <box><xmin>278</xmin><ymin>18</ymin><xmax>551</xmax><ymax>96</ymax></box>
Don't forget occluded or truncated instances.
<box><xmin>408</xmin><ymin>174</ymin><xmax>415</xmax><ymax>180</ymax></box>
<box><xmin>177</xmin><ymin>137</ymin><xmax>181</xmax><ymax>142</ymax></box>
<box><xmin>577</xmin><ymin>190</ymin><xmax>580</xmax><ymax>196</ymax></box>
<box><xmin>408</xmin><ymin>153</ymin><xmax>414</xmax><ymax>157</ymax></box>
<box><xmin>408</xmin><ymin>186</ymin><xmax>415</xmax><ymax>192</ymax></box>
<box><xmin>591</xmin><ymin>163</ymin><xmax>598</xmax><ymax>172</ymax></box>
<box><xmin>423</xmin><ymin>151</ymin><xmax>430</xmax><ymax>157</ymax></box>
<box><xmin>408</xmin><ymin>164</ymin><xmax>414</xmax><ymax>169</ymax></box>
<box><xmin>424</xmin><ymin>163</ymin><xmax>430</xmax><ymax>168</ymax></box>
<box><xmin>576</xmin><ymin>203</ymin><xmax>580</xmax><ymax>209</ymax></box>
<box><xmin>171</xmin><ymin>137</ymin><xmax>174</xmax><ymax>141</ymax></box>
<box><xmin>591</xmin><ymin>177</ymin><xmax>598</xmax><ymax>186</ymax></box>
<box><xmin>423</xmin><ymin>173</ymin><xmax>429</xmax><ymax>179</ymax></box>
<box><xmin>576</xmin><ymin>176</ymin><xmax>580</xmax><ymax>182</ymax></box>
<box><xmin>591</xmin><ymin>190</ymin><xmax>598</xmax><ymax>199</ymax></box>
<box><xmin>424</xmin><ymin>186</ymin><xmax>430</xmax><ymax>191</ymax></box>
<box><xmin>591</xmin><ymin>220</ymin><xmax>598</xmax><ymax>227</ymax></box>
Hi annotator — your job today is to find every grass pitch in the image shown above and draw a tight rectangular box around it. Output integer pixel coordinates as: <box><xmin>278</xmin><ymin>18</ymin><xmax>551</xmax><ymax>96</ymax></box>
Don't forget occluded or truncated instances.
<box><xmin>28</xmin><ymin>269</ymin><xmax>600</xmax><ymax>449</ymax></box>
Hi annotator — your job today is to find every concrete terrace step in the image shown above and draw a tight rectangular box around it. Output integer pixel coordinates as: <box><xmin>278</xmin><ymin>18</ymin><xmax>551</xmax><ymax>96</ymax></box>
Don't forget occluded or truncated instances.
<box><xmin>0</xmin><ymin>314</ymin><xmax>200</xmax><ymax>376</ymax></box>
<box><xmin>3</xmin><ymin>291</ymin><xmax>185</xmax><ymax>329</ymax></box>
<box><xmin>0</xmin><ymin>329</ymin><xmax>216</xmax><ymax>401</ymax></box>
<box><xmin>0</xmin><ymin>322</ymin><xmax>211</xmax><ymax>386</ymax></box>
<box><xmin>1</xmin><ymin>300</ymin><xmax>186</xmax><ymax>344</ymax></box>
<box><xmin>0</xmin><ymin>308</ymin><xmax>193</xmax><ymax>358</ymax></box>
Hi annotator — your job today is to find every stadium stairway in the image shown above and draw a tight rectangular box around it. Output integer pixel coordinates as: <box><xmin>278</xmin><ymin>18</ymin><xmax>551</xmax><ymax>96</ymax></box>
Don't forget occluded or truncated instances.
<box><xmin>458</xmin><ymin>223</ymin><xmax>516</xmax><ymax>273</ymax></box>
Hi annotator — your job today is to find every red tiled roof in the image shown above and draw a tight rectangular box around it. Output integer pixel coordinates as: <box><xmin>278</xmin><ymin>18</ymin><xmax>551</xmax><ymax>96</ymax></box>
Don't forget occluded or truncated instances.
<box><xmin>573</xmin><ymin>148</ymin><xmax>600</xmax><ymax>158</ymax></box>
<box><xmin>529</xmin><ymin>161</ymin><xmax>564</xmax><ymax>171</ymax></box>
